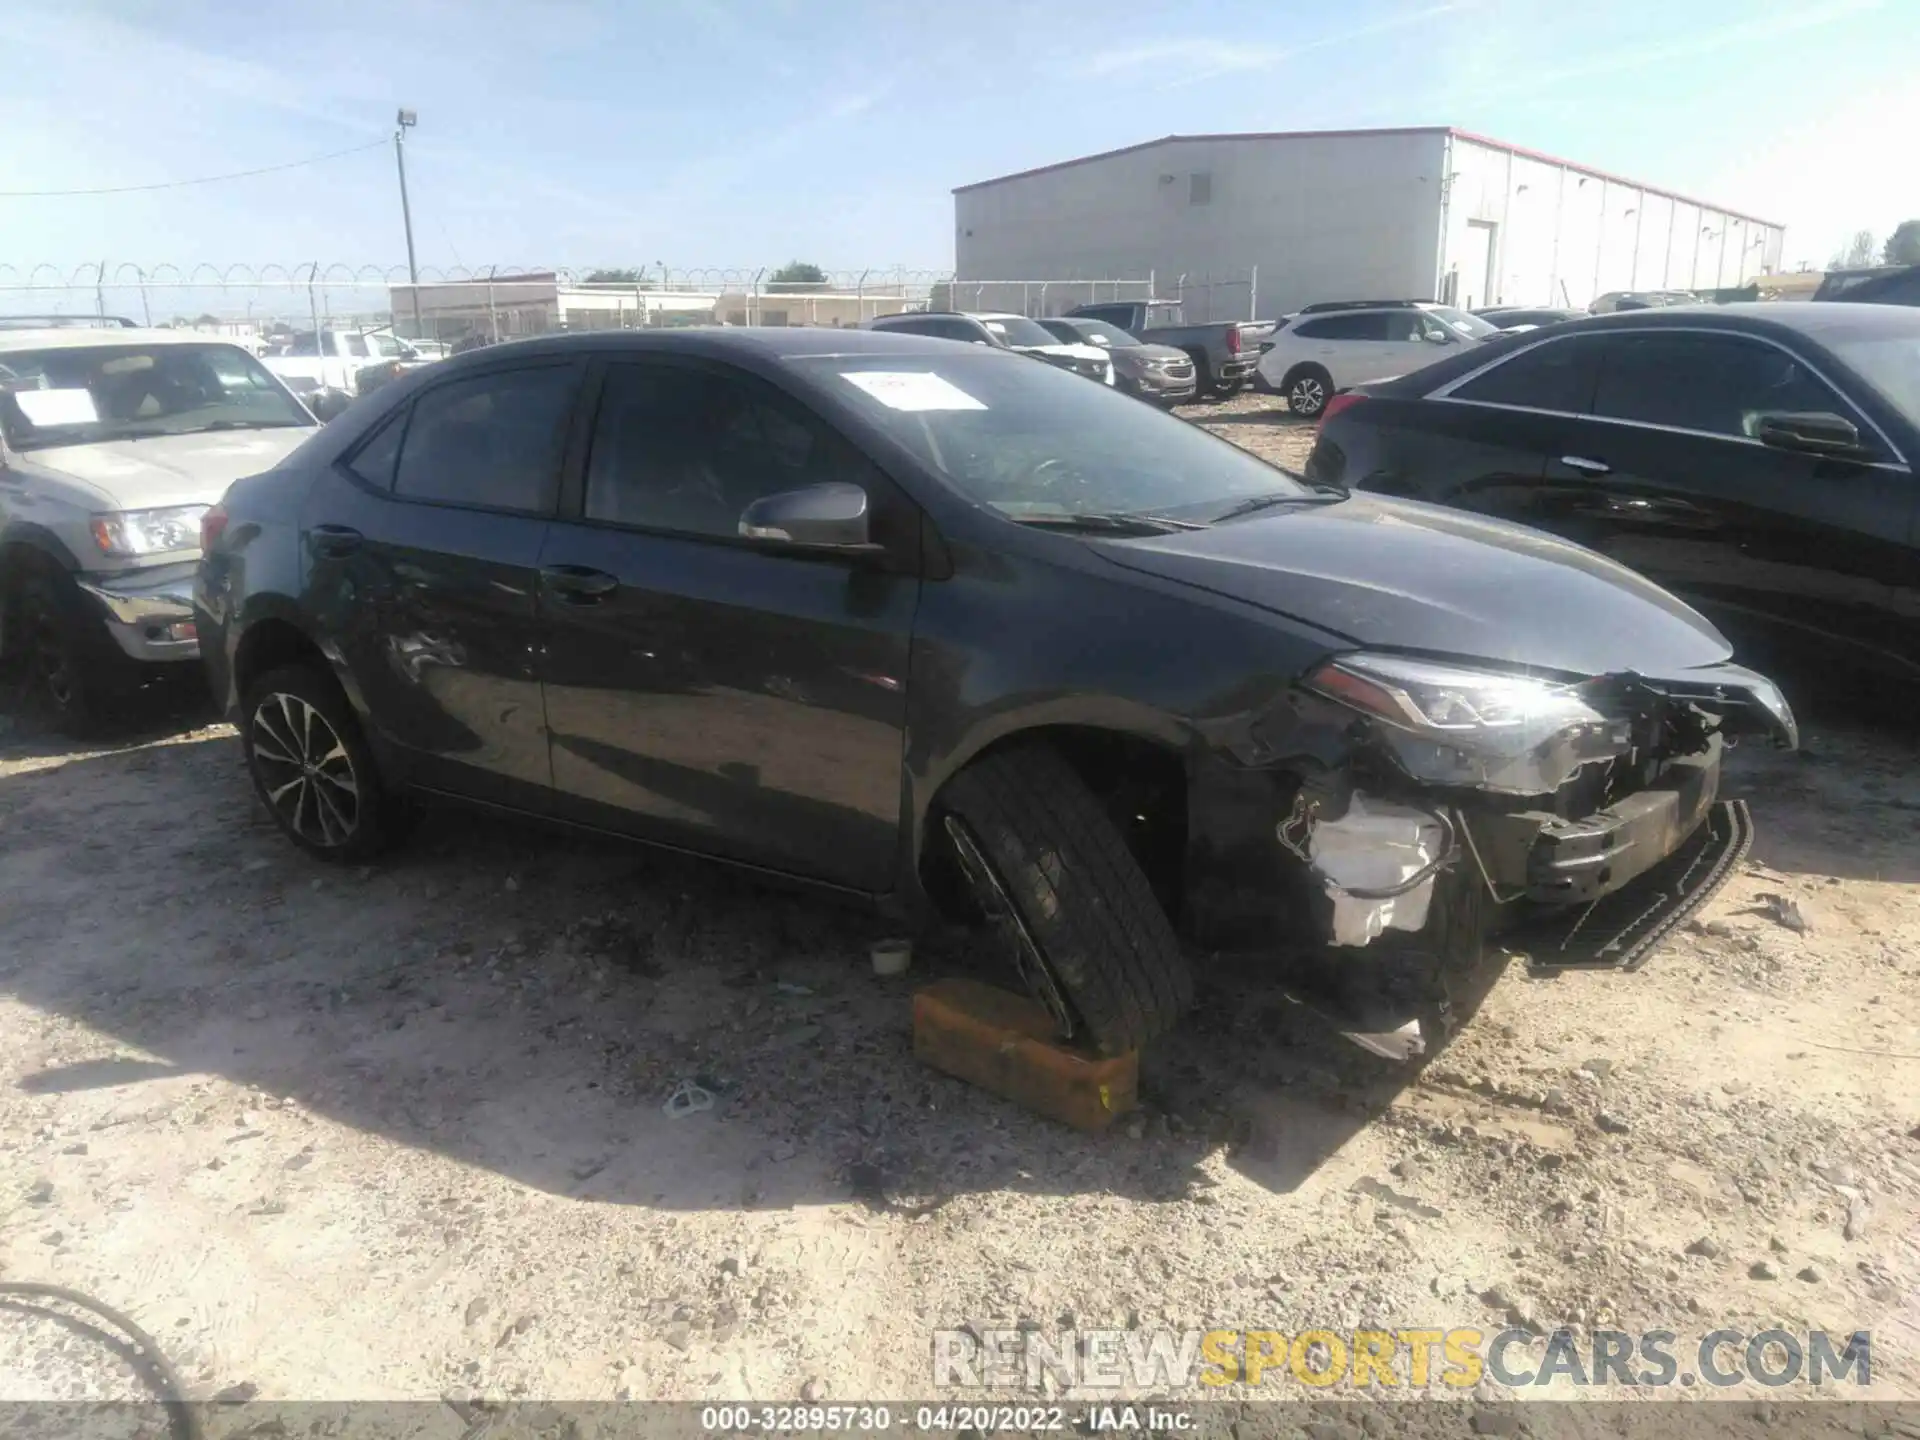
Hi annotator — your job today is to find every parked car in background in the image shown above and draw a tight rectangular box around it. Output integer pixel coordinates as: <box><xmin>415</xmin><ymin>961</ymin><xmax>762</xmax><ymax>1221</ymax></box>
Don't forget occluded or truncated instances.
<box><xmin>1478</xmin><ymin>307</ymin><xmax>1585</xmax><ymax>331</ymax></box>
<box><xmin>1036</xmin><ymin>316</ymin><xmax>1197</xmax><ymax>405</ymax></box>
<box><xmin>1307</xmin><ymin>303</ymin><xmax>1920</xmax><ymax>697</ymax></box>
<box><xmin>195</xmin><ymin>326</ymin><xmax>1793</xmax><ymax>1060</ymax></box>
<box><xmin>1064</xmin><ymin>300</ymin><xmax>1265</xmax><ymax>399</ymax></box>
<box><xmin>867</xmin><ymin>310</ymin><xmax>1114</xmax><ymax>386</ymax></box>
<box><xmin>1813</xmin><ymin>264</ymin><xmax>1920</xmax><ymax>308</ymax></box>
<box><xmin>1590</xmin><ymin>290</ymin><xmax>1697</xmax><ymax>313</ymax></box>
<box><xmin>0</xmin><ymin>315</ymin><xmax>141</xmax><ymax>332</ymax></box>
<box><xmin>1255</xmin><ymin>301</ymin><xmax>1498</xmax><ymax>417</ymax></box>
<box><xmin>0</xmin><ymin>327</ymin><xmax>318</xmax><ymax>730</ymax></box>
<box><xmin>263</xmin><ymin>327</ymin><xmax>438</xmax><ymax>420</ymax></box>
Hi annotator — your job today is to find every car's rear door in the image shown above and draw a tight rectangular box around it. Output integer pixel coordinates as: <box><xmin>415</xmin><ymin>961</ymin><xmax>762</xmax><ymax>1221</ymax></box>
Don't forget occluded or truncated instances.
<box><xmin>1355</xmin><ymin>331</ymin><xmax>1606</xmax><ymax>514</ymax></box>
<box><xmin>534</xmin><ymin>356</ymin><xmax>922</xmax><ymax>889</ymax></box>
<box><xmin>1543</xmin><ymin>328</ymin><xmax>1915</xmax><ymax>673</ymax></box>
<box><xmin>301</xmin><ymin>357</ymin><xmax>584</xmax><ymax>811</ymax></box>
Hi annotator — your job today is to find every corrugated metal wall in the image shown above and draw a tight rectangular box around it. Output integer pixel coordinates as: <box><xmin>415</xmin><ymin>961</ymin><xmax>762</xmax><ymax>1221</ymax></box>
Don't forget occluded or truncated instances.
<box><xmin>953</xmin><ymin>129</ymin><xmax>1785</xmax><ymax>319</ymax></box>
<box><xmin>1443</xmin><ymin>135</ymin><xmax>1784</xmax><ymax>309</ymax></box>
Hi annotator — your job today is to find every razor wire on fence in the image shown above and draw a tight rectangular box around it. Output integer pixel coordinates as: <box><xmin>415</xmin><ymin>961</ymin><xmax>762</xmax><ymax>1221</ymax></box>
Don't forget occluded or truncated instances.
<box><xmin>0</xmin><ymin>262</ymin><xmax>1263</xmax><ymax>338</ymax></box>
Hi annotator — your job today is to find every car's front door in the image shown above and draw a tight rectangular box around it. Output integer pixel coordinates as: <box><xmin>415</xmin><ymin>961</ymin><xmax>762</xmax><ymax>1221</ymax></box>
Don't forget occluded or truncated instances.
<box><xmin>1540</xmin><ymin>329</ymin><xmax>1916</xmax><ymax>675</ymax></box>
<box><xmin>535</xmin><ymin>357</ymin><xmax>922</xmax><ymax>889</ymax></box>
<box><xmin>302</xmin><ymin>359</ymin><xmax>583</xmax><ymax>810</ymax></box>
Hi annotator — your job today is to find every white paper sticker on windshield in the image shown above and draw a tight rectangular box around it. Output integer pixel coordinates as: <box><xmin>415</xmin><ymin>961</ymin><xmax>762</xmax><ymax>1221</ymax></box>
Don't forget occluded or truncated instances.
<box><xmin>841</xmin><ymin>371</ymin><xmax>986</xmax><ymax>412</ymax></box>
<box><xmin>11</xmin><ymin>388</ymin><xmax>99</xmax><ymax>426</ymax></box>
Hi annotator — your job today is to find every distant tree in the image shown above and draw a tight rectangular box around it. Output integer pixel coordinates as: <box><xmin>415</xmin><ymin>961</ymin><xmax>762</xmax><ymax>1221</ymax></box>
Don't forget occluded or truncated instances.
<box><xmin>1830</xmin><ymin>230</ymin><xmax>1878</xmax><ymax>269</ymax></box>
<box><xmin>768</xmin><ymin>260</ymin><xmax>829</xmax><ymax>292</ymax></box>
<box><xmin>1883</xmin><ymin>220</ymin><xmax>1920</xmax><ymax>267</ymax></box>
<box><xmin>193</xmin><ymin>313</ymin><xmax>221</xmax><ymax>327</ymax></box>
<box><xmin>584</xmin><ymin>268</ymin><xmax>647</xmax><ymax>284</ymax></box>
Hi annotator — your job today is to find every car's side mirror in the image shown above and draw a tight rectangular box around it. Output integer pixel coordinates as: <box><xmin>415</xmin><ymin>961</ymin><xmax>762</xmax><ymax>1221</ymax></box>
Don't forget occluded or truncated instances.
<box><xmin>1424</xmin><ymin>329</ymin><xmax>1455</xmax><ymax>344</ymax></box>
<box><xmin>739</xmin><ymin>482</ymin><xmax>882</xmax><ymax>554</ymax></box>
<box><xmin>308</xmin><ymin>388</ymin><xmax>352</xmax><ymax>422</ymax></box>
<box><xmin>1752</xmin><ymin>410</ymin><xmax>1872</xmax><ymax>460</ymax></box>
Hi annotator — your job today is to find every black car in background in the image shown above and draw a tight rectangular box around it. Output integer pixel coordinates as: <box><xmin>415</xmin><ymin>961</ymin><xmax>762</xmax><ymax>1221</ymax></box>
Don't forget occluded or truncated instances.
<box><xmin>196</xmin><ymin>328</ymin><xmax>1794</xmax><ymax>1059</ymax></box>
<box><xmin>1036</xmin><ymin>315</ymin><xmax>1198</xmax><ymax>405</ymax></box>
<box><xmin>1813</xmin><ymin>265</ymin><xmax>1920</xmax><ymax>308</ymax></box>
<box><xmin>1478</xmin><ymin>307</ymin><xmax>1585</xmax><ymax>331</ymax></box>
<box><xmin>1308</xmin><ymin>303</ymin><xmax>1920</xmax><ymax>695</ymax></box>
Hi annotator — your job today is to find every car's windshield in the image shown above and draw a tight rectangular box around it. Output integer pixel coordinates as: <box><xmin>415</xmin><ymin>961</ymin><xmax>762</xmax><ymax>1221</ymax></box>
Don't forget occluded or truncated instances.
<box><xmin>0</xmin><ymin>342</ymin><xmax>313</xmax><ymax>450</ymax></box>
<box><xmin>1428</xmin><ymin>305</ymin><xmax>1501</xmax><ymax>339</ymax></box>
<box><xmin>1063</xmin><ymin>318</ymin><xmax>1140</xmax><ymax>348</ymax></box>
<box><xmin>977</xmin><ymin>315</ymin><xmax>1061</xmax><ymax>348</ymax></box>
<box><xmin>793</xmin><ymin>351</ymin><xmax>1311</xmax><ymax>522</ymax></box>
<box><xmin>1830</xmin><ymin>333</ymin><xmax>1920</xmax><ymax>427</ymax></box>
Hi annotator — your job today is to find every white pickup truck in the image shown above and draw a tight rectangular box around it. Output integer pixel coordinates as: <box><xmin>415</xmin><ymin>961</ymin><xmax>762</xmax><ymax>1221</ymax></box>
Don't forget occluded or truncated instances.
<box><xmin>262</xmin><ymin>328</ymin><xmax>437</xmax><ymax>419</ymax></box>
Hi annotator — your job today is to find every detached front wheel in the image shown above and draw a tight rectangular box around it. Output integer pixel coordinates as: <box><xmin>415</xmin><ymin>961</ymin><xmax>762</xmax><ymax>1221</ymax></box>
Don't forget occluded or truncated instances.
<box><xmin>241</xmin><ymin>663</ymin><xmax>403</xmax><ymax>862</ymax></box>
<box><xmin>940</xmin><ymin>743</ymin><xmax>1194</xmax><ymax>1055</ymax></box>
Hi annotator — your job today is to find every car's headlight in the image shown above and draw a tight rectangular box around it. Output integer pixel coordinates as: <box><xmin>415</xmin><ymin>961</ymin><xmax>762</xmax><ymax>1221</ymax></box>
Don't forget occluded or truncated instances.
<box><xmin>1306</xmin><ymin>651</ymin><xmax>1631</xmax><ymax>795</ymax></box>
<box><xmin>90</xmin><ymin>505</ymin><xmax>209</xmax><ymax>558</ymax></box>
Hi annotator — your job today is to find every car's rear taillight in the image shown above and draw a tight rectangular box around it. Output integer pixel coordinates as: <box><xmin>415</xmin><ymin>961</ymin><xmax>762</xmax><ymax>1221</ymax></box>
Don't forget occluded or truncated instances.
<box><xmin>1318</xmin><ymin>393</ymin><xmax>1367</xmax><ymax>428</ymax></box>
<box><xmin>1225</xmin><ymin>327</ymin><xmax>1241</xmax><ymax>355</ymax></box>
<box><xmin>200</xmin><ymin>504</ymin><xmax>229</xmax><ymax>551</ymax></box>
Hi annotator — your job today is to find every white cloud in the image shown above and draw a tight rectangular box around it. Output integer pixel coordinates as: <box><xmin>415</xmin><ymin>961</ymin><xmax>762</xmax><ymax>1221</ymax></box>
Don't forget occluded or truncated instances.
<box><xmin>1076</xmin><ymin>2</ymin><xmax>1469</xmax><ymax>88</ymax></box>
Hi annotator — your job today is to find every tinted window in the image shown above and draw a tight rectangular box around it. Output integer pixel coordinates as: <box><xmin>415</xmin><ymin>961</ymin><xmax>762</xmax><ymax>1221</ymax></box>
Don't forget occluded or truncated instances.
<box><xmin>345</xmin><ymin>409</ymin><xmax>408</xmax><ymax>489</ymax></box>
<box><xmin>1451</xmin><ymin>335</ymin><xmax>1603</xmax><ymax>411</ymax></box>
<box><xmin>585</xmin><ymin>363</ymin><xmax>869</xmax><ymax>538</ymax></box>
<box><xmin>1591</xmin><ymin>333</ymin><xmax>1844</xmax><ymax>438</ymax></box>
<box><xmin>393</xmin><ymin>365</ymin><xmax>576</xmax><ymax>513</ymax></box>
<box><xmin>1295</xmin><ymin>313</ymin><xmax>1388</xmax><ymax>341</ymax></box>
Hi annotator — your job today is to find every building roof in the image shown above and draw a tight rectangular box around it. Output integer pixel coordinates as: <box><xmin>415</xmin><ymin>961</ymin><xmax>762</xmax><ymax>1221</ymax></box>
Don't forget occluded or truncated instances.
<box><xmin>952</xmin><ymin>126</ymin><xmax>1782</xmax><ymax>231</ymax></box>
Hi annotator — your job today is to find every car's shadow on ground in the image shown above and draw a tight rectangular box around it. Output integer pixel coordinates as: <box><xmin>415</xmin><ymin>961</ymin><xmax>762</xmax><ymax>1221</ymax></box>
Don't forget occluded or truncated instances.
<box><xmin>0</xmin><ymin>710</ymin><xmax>1459</xmax><ymax>1215</ymax></box>
<box><xmin>2</xmin><ymin>693</ymin><xmax>1912</xmax><ymax>1217</ymax></box>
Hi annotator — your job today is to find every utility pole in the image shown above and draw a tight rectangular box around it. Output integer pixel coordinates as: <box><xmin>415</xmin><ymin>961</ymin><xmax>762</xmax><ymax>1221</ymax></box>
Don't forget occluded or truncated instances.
<box><xmin>394</xmin><ymin>108</ymin><xmax>422</xmax><ymax>337</ymax></box>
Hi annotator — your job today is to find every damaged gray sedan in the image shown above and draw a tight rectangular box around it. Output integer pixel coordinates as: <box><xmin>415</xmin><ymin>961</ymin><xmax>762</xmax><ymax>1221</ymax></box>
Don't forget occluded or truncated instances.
<box><xmin>196</xmin><ymin>329</ymin><xmax>1795</xmax><ymax>1061</ymax></box>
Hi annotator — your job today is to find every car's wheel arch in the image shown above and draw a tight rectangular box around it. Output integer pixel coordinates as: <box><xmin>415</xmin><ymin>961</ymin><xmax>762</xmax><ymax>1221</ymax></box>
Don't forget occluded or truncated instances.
<box><xmin>230</xmin><ymin>604</ymin><xmax>369</xmax><ymax>720</ymax></box>
<box><xmin>910</xmin><ymin>706</ymin><xmax>1195</xmax><ymax>913</ymax></box>
<box><xmin>0</xmin><ymin>527</ymin><xmax>83</xmax><ymax>658</ymax></box>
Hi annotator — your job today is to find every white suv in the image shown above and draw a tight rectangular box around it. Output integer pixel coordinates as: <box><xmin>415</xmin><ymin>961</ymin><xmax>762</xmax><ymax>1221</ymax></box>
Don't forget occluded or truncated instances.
<box><xmin>0</xmin><ymin>327</ymin><xmax>319</xmax><ymax>731</ymax></box>
<box><xmin>1255</xmin><ymin>301</ymin><xmax>1500</xmax><ymax>417</ymax></box>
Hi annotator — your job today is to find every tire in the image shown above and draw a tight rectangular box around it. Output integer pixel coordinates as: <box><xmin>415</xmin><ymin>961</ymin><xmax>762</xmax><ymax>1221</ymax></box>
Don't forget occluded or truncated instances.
<box><xmin>940</xmin><ymin>742</ymin><xmax>1194</xmax><ymax>1054</ymax></box>
<box><xmin>12</xmin><ymin>564</ymin><xmax>138</xmax><ymax>736</ymax></box>
<box><xmin>240</xmin><ymin>661</ymin><xmax>404</xmax><ymax>862</ymax></box>
<box><xmin>1282</xmin><ymin>366</ymin><xmax>1332</xmax><ymax>418</ymax></box>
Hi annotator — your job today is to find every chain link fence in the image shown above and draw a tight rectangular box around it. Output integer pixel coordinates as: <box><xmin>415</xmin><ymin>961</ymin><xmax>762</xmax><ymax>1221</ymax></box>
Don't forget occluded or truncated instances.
<box><xmin>0</xmin><ymin>262</ymin><xmax>1264</xmax><ymax>343</ymax></box>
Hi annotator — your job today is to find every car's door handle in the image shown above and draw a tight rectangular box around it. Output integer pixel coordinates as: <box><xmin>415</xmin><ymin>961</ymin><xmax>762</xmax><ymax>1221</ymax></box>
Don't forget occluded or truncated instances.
<box><xmin>308</xmin><ymin>524</ymin><xmax>363</xmax><ymax>558</ymax></box>
<box><xmin>540</xmin><ymin>564</ymin><xmax>619</xmax><ymax>603</ymax></box>
<box><xmin>1559</xmin><ymin>455</ymin><xmax>1612</xmax><ymax>476</ymax></box>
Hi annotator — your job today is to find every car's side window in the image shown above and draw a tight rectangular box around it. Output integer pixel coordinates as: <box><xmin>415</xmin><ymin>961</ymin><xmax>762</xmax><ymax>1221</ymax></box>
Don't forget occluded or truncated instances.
<box><xmin>392</xmin><ymin>365</ymin><xmax>577</xmax><ymax>514</ymax></box>
<box><xmin>343</xmin><ymin>407</ymin><xmax>409</xmax><ymax>490</ymax></box>
<box><xmin>1449</xmin><ymin>335</ymin><xmax>1604</xmax><ymax>412</ymax></box>
<box><xmin>1297</xmin><ymin>313</ymin><xmax>1387</xmax><ymax>341</ymax></box>
<box><xmin>1383</xmin><ymin>313</ymin><xmax>1427</xmax><ymax>343</ymax></box>
<box><xmin>583</xmin><ymin>362</ymin><xmax>873</xmax><ymax>539</ymax></box>
<box><xmin>1590</xmin><ymin>333</ymin><xmax>1848</xmax><ymax>440</ymax></box>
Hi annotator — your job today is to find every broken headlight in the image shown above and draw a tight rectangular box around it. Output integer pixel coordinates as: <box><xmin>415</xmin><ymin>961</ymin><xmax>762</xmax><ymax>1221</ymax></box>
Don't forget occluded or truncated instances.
<box><xmin>1306</xmin><ymin>652</ymin><xmax>1631</xmax><ymax>796</ymax></box>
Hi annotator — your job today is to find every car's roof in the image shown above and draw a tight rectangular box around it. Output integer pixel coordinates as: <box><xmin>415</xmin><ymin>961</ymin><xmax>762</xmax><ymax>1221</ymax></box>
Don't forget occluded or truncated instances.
<box><xmin>419</xmin><ymin>324</ymin><xmax>983</xmax><ymax>365</ymax></box>
<box><xmin>1569</xmin><ymin>301</ymin><xmax>1920</xmax><ymax>343</ymax></box>
<box><xmin>0</xmin><ymin>326</ymin><xmax>247</xmax><ymax>353</ymax></box>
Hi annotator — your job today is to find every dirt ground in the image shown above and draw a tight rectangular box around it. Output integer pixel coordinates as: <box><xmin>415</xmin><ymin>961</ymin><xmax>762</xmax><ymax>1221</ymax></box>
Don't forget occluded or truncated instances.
<box><xmin>3</xmin><ymin>393</ymin><xmax>1918</xmax><ymax>1416</ymax></box>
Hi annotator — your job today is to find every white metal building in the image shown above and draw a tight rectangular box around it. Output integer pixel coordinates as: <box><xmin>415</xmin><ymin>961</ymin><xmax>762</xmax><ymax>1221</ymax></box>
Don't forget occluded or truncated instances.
<box><xmin>953</xmin><ymin>127</ymin><xmax>1785</xmax><ymax>318</ymax></box>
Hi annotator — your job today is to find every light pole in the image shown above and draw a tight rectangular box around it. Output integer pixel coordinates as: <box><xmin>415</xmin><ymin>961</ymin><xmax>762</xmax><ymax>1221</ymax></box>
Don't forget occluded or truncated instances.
<box><xmin>394</xmin><ymin>108</ymin><xmax>422</xmax><ymax>336</ymax></box>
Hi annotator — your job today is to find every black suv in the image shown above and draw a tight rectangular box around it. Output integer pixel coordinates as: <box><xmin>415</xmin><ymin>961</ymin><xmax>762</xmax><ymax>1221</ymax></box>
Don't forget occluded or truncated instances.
<box><xmin>196</xmin><ymin>328</ymin><xmax>1795</xmax><ymax>1056</ymax></box>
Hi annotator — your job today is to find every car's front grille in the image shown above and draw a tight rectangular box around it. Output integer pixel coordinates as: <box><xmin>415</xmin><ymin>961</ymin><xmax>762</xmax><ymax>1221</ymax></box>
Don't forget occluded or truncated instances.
<box><xmin>1163</xmin><ymin>362</ymin><xmax>1195</xmax><ymax>380</ymax></box>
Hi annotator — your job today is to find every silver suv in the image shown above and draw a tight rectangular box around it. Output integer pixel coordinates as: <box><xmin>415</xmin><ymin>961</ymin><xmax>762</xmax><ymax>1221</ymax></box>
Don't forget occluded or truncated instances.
<box><xmin>0</xmin><ymin>326</ymin><xmax>318</xmax><ymax>730</ymax></box>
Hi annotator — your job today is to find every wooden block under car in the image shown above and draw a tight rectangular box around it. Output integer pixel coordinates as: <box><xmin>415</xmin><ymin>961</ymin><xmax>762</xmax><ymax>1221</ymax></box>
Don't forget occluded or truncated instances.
<box><xmin>912</xmin><ymin>978</ymin><xmax>1138</xmax><ymax>1132</ymax></box>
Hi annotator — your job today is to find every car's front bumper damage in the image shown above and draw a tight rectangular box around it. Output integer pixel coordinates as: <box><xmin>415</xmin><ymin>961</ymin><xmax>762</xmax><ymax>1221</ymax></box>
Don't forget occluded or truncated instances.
<box><xmin>76</xmin><ymin>561</ymin><xmax>201</xmax><ymax>662</ymax></box>
<box><xmin>1187</xmin><ymin>660</ymin><xmax>1795</xmax><ymax>1059</ymax></box>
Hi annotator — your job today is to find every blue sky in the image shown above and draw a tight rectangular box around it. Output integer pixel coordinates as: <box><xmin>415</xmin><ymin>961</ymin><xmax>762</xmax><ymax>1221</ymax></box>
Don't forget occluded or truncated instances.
<box><xmin>2</xmin><ymin>0</ymin><xmax>1913</xmax><ymax>289</ymax></box>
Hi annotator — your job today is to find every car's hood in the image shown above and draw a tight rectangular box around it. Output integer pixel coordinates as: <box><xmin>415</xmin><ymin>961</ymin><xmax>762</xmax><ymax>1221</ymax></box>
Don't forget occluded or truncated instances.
<box><xmin>1017</xmin><ymin>342</ymin><xmax>1109</xmax><ymax>365</ymax></box>
<box><xmin>1117</xmin><ymin>344</ymin><xmax>1191</xmax><ymax>366</ymax></box>
<box><xmin>23</xmin><ymin>428</ymin><xmax>314</xmax><ymax>510</ymax></box>
<box><xmin>1092</xmin><ymin>493</ymin><xmax>1735</xmax><ymax>677</ymax></box>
